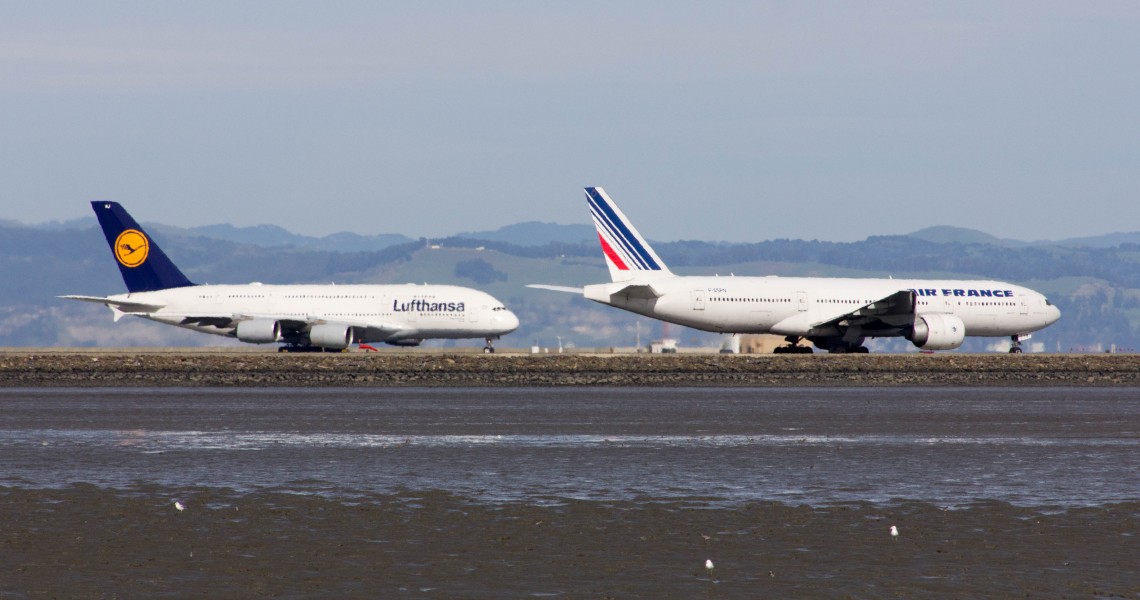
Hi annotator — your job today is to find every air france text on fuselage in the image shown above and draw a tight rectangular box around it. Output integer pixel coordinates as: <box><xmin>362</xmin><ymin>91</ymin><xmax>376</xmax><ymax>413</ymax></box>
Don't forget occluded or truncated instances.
<box><xmin>393</xmin><ymin>299</ymin><xmax>466</xmax><ymax>312</ymax></box>
<box><xmin>912</xmin><ymin>288</ymin><xmax>1014</xmax><ymax>298</ymax></box>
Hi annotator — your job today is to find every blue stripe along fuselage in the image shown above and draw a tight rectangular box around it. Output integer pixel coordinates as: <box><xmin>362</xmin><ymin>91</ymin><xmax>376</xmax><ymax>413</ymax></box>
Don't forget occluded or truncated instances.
<box><xmin>585</xmin><ymin>188</ymin><xmax>661</xmax><ymax>270</ymax></box>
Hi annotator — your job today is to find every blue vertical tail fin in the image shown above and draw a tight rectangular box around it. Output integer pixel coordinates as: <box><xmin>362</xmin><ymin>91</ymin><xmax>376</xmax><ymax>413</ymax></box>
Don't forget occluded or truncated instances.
<box><xmin>91</xmin><ymin>201</ymin><xmax>195</xmax><ymax>293</ymax></box>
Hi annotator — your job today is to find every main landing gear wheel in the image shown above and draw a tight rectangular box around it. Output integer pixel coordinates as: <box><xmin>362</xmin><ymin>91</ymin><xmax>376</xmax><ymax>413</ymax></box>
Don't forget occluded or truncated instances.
<box><xmin>774</xmin><ymin>337</ymin><xmax>813</xmax><ymax>354</ymax></box>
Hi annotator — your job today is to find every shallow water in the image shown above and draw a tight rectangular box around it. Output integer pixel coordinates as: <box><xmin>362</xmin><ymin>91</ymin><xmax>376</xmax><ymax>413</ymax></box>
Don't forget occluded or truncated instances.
<box><xmin>2</xmin><ymin>386</ymin><xmax>1137</xmax><ymax>507</ymax></box>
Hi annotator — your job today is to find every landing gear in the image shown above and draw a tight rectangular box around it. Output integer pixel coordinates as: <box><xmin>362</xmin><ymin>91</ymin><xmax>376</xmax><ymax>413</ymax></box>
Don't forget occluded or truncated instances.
<box><xmin>483</xmin><ymin>337</ymin><xmax>496</xmax><ymax>354</ymax></box>
<box><xmin>1009</xmin><ymin>335</ymin><xmax>1023</xmax><ymax>354</ymax></box>
<box><xmin>774</xmin><ymin>337</ymin><xmax>814</xmax><ymax>354</ymax></box>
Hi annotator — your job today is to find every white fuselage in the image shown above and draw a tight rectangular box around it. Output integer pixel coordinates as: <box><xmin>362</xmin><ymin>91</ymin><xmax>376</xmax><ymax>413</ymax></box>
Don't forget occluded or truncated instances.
<box><xmin>112</xmin><ymin>283</ymin><xmax>519</xmax><ymax>343</ymax></box>
<box><xmin>585</xmin><ymin>275</ymin><xmax>1060</xmax><ymax>339</ymax></box>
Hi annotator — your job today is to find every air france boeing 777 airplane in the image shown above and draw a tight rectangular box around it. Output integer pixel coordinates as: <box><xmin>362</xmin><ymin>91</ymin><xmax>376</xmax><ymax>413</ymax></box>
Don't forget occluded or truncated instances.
<box><xmin>63</xmin><ymin>202</ymin><xmax>519</xmax><ymax>352</ymax></box>
<box><xmin>531</xmin><ymin>188</ymin><xmax>1060</xmax><ymax>353</ymax></box>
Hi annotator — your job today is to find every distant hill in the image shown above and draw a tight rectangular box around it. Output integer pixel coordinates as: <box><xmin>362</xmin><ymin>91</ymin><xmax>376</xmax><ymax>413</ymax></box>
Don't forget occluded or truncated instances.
<box><xmin>162</xmin><ymin>223</ymin><xmax>415</xmax><ymax>253</ymax></box>
<box><xmin>454</xmin><ymin>221</ymin><xmax>596</xmax><ymax>246</ymax></box>
<box><xmin>14</xmin><ymin>213</ymin><xmax>1140</xmax><ymax>251</ymax></box>
<box><xmin>5</xmin><ymin>217</ymin><xmax>1140</xmax><ymax>351</ymax></box>
<box><xmin>907</xmin><ymin>226</ymin><xmax>1025</xmax><ymax>247</ymax></box>
<box><xmin>28</xmin><ymin>217</ymin><xmax>96</xmax><ymax>231</ymax></box>
<box><xmin>907</xmin><ymin>225</ymin><xmax>1140</xmax><ymax>250</ymax></box>
<box><xmin>1051</xmin><ymin>232</ymin><xmax>1140</xmax><ymax>248</ymax></box>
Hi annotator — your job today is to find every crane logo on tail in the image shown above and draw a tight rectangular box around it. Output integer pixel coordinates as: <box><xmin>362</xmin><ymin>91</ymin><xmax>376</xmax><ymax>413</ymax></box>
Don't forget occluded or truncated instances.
<box><xmin>114</xmin><ymin>229</ymin><xmax>150</xmax><ymax>268</ymax></box>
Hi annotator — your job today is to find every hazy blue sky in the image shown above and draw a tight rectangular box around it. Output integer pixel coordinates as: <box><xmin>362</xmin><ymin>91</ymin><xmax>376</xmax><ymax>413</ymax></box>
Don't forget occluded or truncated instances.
<box><xmin>2</xmin><ymin>2</ymin><xmax>1137</xmax><ymax>242</ymax></box>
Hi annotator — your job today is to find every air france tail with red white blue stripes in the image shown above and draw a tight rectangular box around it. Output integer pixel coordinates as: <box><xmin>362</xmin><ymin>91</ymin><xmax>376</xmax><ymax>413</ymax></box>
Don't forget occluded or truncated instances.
<box><xmin>587</xmin><ymin>187</ymin><xmax>673</xmax><ymax>282</ymax></box>
<box><xmin>530</xmin><ymin>187</ymin><xmax>1061</xmax><ymax>353</ymax></box>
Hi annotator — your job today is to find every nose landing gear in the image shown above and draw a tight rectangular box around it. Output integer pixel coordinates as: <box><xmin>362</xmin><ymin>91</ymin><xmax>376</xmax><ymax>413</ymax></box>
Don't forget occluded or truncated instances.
<box><xmin>483</xmin><ymin>337</ymin><xmax>496</xmax><ymax>354</ymax></box>
<box><xmin>1009</xmin><ymin>335</ymin><xmax>1024</xmax><ymax>354</ymax></box>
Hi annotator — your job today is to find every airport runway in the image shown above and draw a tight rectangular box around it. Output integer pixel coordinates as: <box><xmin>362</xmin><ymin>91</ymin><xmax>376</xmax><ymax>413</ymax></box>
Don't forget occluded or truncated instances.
<box><xmin>1</xmin><ymin>386</ymin><xmax>1137</xmax><ymax>598</ymax></box>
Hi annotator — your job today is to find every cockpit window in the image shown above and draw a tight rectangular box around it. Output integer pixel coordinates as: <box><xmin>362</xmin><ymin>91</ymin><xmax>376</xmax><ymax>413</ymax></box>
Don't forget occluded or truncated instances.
<box><xmin>1045</xmin><ymin>298</ymin><xmax>1053</xmax><ymax>306</ymax></box>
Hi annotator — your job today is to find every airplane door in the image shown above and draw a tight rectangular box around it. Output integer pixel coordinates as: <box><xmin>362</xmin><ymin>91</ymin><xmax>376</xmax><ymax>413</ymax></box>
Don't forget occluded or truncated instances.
<box><xmin>796</xmin><ymin>291</ymin><xmax>808</xmax><ymax>312</ymax></box>
<box><xmin>469</xmin><ymin>305</ymin><xmax>483</xmax><ymax>323</ymax></box>
<box><xmin>691</xmin><ymin>290</ymin><xmax>705</xmax><ymax>311</ymax></box>
<box><xmin>1019</xmin><ymin>294</ymin><xmax>1028</xmax><ymax>315</ymax></box>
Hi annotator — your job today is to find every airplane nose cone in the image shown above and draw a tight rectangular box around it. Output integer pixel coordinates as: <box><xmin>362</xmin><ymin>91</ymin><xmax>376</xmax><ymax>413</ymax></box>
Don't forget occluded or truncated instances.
<box><xmin>1047</xmin><ymin>304</ymin><xmax>1061</xmax><ymax>325</ymax></box>
<box><xmin>495</xmin><ymin>310</ymin><xmax>520</xmax><ymax>333</ymax></box>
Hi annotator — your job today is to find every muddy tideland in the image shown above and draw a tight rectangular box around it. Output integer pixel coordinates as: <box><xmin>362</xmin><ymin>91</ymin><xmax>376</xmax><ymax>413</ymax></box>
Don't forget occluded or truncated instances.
<box><xmin>3</xmin><ymin>359</ymin><xmax>1138</xmax><ymax>597</ymax></box>
<box><xmin>3</xmin><ymin>350</ymin><xmax>1140</xmax><ymax>386</ymax></box>
<box><xmin>2</xmin><ymin>486</ymin><xmax>1136</xmax><ymax>599</ymax></box>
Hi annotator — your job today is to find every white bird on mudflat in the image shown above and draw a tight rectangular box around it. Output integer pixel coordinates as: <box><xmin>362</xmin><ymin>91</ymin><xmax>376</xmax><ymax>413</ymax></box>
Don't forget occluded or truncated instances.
<box><xmin>889</xmin><ymin>525</ymin><xmax>899</xmax><ymax>540</ymax></box>
<box><xmin>174</xmin><ymin>500</ymin><xmax>185</xmax><ymax>512</ymax></box>
<box><xmin>705</xmin><ymin>559</ymin><xmax>714</xmax><ymax>573</ymax></box>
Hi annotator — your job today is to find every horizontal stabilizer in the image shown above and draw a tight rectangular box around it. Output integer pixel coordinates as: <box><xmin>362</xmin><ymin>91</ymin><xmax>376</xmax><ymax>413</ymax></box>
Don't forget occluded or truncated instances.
<box><xmin>608</xmin><ymin>283</ymin><xmax>663</xmax><ymax>300</ymax></box>
<box><xmin>527</xmin><ymin>284</ymin><xmax>585</xmax><ymax>294</ymax></box>
<box><xmin>58</xmin><ymin>295</ymin><xmax>165</xmax><ymax>313</ymax></box>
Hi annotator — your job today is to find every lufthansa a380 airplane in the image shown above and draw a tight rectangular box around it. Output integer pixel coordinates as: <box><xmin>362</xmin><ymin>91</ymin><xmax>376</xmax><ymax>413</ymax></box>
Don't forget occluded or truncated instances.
<box><xmin>530</xmin><ymin>188</ymin><xmax>1061</xmax><ymax>353</ymax></box>
<box><xmin>63</xmin><ymin>202</ymin><xmax>519</xmax><ymax>352</ymax></box>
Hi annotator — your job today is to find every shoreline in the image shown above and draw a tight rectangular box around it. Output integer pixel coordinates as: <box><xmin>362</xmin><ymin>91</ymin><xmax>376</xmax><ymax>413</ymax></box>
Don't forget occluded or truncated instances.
<box><xmin>3</xmin><ymin>351</ymin><xmax>1139</xmax><ymax>386</ymax></box>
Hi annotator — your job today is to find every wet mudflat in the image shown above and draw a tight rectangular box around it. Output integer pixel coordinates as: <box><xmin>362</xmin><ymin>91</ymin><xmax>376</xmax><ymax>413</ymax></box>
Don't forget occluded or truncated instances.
<box><xmin>1</xmin><ymin>387</ymin><xmax>1137</xmax><ymax>598</ymax></box>
<box><xmin>3</xmin><ymin>486</ymin><xmax>1136</xmax><ymax>599</ymax></box>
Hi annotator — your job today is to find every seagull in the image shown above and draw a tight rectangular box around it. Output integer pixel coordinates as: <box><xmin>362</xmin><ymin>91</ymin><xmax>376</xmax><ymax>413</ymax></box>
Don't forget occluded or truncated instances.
<box><xmin>174</xmin><ymin>500</ymin><xmax>185</xmax><ymax>512</ymax></box>
<box><xmin>890</xmin><ymin>525</ymin><xmax>899</xmax><ymax>540</ymax></box>
<box><xmin>705</xmin><ymin>559</ymin><xmax>714</xmax><ymax>574</ymax></box>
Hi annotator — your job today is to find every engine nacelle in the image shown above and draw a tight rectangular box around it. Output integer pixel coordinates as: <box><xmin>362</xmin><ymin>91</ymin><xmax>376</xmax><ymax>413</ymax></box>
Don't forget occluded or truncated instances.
<box><xmin>309</xmin><ymin>324</ymin><xmax>356</xmax><ymax>350</ymax></box>
<box><xmin>235</xmin><ymin>319</ymin><xmax>282</xmax><ymax>344</ymax></box>
<box><xmin>384</xmin><ymin>339</ymin><xmax>424</xmax><ymax>347</ymax></box>
<box><xmin>909</xmin><ymin>313</ymin><xmax>966</xmax><ymax>351</ymax></box>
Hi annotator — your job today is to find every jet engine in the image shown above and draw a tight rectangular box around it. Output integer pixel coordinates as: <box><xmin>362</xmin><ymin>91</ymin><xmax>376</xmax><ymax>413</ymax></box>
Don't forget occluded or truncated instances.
<box><xmin>908</xmin><ymin>313</ymin><xmax>966</xmax><ymax>350</ymax></box>
<box><xmin>235</xmin><ymin>319</ymin><xmax>282</xmax><ymax>344</ymax></box>
<box><xmin>384</xmin><ymin>339</ymin><xmax>424</xmax><ymax>347</ymax></box>
<box><xmin>309</xmin><ymin>324</ymin><xmax>356</xmax><ymax>350</ymax></box>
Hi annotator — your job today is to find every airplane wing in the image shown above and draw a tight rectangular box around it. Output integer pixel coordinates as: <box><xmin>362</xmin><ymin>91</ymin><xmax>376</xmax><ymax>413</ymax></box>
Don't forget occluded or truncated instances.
<box><xmin>812</xmin><ymin>289</ymin><xmax>917</xmax><ymax>330</ymax></box>
<box><xmin>178</xmin><ymin>315</ymin><xmax>242</xmax><ymax>328</ymax></box>
<box><xmin>260</xmin><ymin>314</ymin><xmax>417</xmax><ymax>342</ymax></box>
<box><xmin>308</xmin><ymin>315</ymin><xmax>411</xmax><ymax>338</ymax></box>
<box><xmin>527</xmin><ymin>284</ymin><xmax>585</xmax><ymax>294</ymax></box>
<box><xmin>770</xmin><ymin>290</ymin><xmax>917</xmax><ymax>336</ymax></box>
<box><xmin>184</xmin><ymin>313</ymin><xmax>417</xmax><ymax>342</ymax></box>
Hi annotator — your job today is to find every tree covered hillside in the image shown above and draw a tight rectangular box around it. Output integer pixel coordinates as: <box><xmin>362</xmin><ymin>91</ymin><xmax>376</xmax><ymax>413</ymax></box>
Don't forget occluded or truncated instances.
<box><xmin>2</xmin><ymin>222</ymin><xmax>1137</xmax><ymax>352</ymax></box>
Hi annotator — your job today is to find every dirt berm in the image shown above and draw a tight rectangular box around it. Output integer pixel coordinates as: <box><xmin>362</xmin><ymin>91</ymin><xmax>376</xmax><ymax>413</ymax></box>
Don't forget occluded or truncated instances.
<box><xmin>2</xmin><ymin>352</ymin><xmax>1138</xmax><ymax>386</ymax></box>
